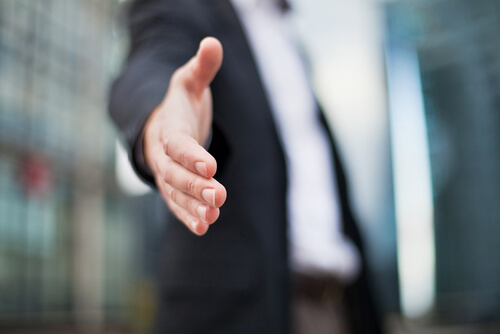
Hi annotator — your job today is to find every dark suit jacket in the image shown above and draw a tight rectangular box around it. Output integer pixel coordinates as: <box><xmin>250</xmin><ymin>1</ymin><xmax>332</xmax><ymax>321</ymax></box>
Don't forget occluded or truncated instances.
<box><xmin>109</xmin><ymin>0</ymin><xmax>382</xmax><ymax>333</ymax></box>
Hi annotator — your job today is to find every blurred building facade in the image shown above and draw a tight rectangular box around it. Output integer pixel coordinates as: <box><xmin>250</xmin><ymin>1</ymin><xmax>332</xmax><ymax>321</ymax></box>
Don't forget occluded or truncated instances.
<box><xmin>386</xmin><ymin>0</ymin><xmax>500</xmax><ymax>328</ymax></box>
<box><xmin>0</xmin><ymin>0</ymin><xmax>151</xmax><ymax>331</ymax></box>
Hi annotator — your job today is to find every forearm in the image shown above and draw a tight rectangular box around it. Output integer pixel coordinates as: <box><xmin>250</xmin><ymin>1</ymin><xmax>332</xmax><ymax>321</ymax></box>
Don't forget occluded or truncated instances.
<box><xmin>109</xmin><ymin>53</ymin><xmax>174</xmax><ymax>184</ymax></box>
<box><xmin>108</xmin><ymin>0</ymin><xmax>204</xmax><ymax>184</ymax></box>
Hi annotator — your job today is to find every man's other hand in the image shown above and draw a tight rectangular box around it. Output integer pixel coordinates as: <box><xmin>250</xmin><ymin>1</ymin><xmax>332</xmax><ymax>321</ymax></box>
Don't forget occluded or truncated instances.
<box><xmin>144</xmin><ymin>37</ymin><xmax>226</xmax><ymax>236</ymax></box>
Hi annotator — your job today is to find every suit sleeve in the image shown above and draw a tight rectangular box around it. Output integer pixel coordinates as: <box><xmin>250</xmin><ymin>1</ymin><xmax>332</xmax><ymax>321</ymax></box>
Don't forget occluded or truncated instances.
<box><xmin>108</xmin><ymin>0</ymin><xmax>206</xmax><ymax>185</ymax></box>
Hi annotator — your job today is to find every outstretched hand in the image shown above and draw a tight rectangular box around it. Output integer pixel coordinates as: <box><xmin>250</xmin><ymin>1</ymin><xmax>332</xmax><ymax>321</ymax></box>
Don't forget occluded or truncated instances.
<box><xmin>144</xmin><ymin>37</ymin><xmax>226</xmax><ymax>236</ymax></box>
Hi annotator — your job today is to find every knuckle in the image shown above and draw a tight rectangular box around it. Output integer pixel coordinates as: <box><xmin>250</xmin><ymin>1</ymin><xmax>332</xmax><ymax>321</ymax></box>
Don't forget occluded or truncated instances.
<box><xmin>163</xmin><ymin>170</ymin><xmax>171</xmax><ymax>184</ymax></box>
<box><xmin>169</xmin><ymin>187</ymin><xmax>177</xmax><ymax>202</ymax></box>
<box><xmin>162</xmin><ymin>159</ymin><xmax>173</xmax><ymax>184</ymax></box>
<box><xmin>189</xmin><ymin>198</ymin><xmax>200</xmax><ymax>214</ymax></box>
<box><xmin>186</xmin><ymin>178</ymin><xmax>197</xmax><ymax>195</ymax></box>
<box><xmin>163</xmin><ymin>139</ymin><xmax>170</xmax><ymax>156</ymax></box>
<box><xmin>179</xmin><ymin>150</ymin><xmax>190</xmax><ymax>167</ymax></box>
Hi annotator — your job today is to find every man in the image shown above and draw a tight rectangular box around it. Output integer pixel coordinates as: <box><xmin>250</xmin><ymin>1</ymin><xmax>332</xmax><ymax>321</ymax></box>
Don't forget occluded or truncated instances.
<box><xmin>109</xmin><ymin>0</ymin><xmax>382</xmax><ymax>333</ymax></box>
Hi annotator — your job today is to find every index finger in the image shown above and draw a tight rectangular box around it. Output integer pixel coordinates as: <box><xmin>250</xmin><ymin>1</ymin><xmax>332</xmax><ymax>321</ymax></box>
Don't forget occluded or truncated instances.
<box><xmin>163</xmin><ymin>133</ymin><xmax>217</xmax><ymax>179</ymax></box>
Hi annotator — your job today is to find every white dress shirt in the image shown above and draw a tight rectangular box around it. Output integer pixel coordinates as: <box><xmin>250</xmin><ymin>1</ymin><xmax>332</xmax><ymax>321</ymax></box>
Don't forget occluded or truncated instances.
<box><xmin>231</xmin><ymin>0</ymin><xmax>361</xmax><ymax>281</ymax></box>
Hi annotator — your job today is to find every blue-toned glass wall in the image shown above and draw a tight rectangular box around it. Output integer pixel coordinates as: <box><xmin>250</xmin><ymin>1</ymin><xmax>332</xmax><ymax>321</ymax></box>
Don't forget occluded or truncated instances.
<box><xmin>0</xmin><ymin>0</ymin><xmax>142</xmax><ymax>329</ymax></box>
<box><xmin>386</xmin><ymin>0</ymin><xmax>500</xmax><ymax>325</ymax></box>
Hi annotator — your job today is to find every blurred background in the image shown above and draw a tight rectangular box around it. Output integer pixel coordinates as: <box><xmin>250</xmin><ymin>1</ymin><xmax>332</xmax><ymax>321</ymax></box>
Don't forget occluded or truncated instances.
<box><xmin>0</xmin><ymin>0</ymin><xmax>498</xmax><ymax>333</ymax></box>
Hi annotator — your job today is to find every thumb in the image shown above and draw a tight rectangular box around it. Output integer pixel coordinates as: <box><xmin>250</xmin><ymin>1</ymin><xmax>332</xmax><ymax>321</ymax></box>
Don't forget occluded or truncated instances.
<box><xmin>181</xmin><ymin>37</ymin><xmax>223</xmax><ymax>96</ymax></box>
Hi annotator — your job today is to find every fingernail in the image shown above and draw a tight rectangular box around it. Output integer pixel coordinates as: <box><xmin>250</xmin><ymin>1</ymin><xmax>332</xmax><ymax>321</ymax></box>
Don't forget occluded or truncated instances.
<box><xmin>202</xmin><ymin>188</ymin><xmax>215</xmax><ymax>206</ymax></box>
<box><xmin>191</xmin><ymin>220</ymin><xmax>198</xmax><ymax>232</ymax></box>
<box><xmin>195</xmin><ymin>162</ymin><xmax>207</xmax><ymax>177</ymax></box>
<box><xmin>197</xmin><ymin>204</ymin><xmax>207</xmax><ymax>220</ymax></box>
